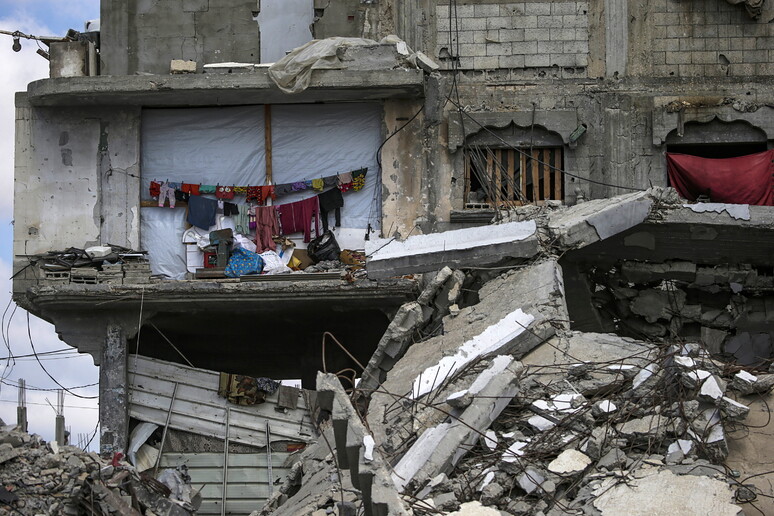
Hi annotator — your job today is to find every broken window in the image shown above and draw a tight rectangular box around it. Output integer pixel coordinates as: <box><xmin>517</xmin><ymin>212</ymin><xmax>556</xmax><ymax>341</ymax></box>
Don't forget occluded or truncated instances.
<box><xmin>465</xmin><ymin>146</ymin><xmax>564</xmax><ymax>207</ymax></box>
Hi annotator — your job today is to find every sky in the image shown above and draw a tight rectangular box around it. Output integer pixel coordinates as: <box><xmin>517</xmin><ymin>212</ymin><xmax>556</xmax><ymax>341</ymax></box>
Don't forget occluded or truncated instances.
<box><xmin>0</xmin><ymin>0</ymin><xmax>101</xmax><ymax>448</ymax></box>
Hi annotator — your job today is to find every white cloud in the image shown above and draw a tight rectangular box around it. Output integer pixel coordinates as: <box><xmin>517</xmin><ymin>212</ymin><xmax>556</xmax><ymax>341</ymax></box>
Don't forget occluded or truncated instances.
<box><xmin>0</xmin><ymin>255</ymin><xmax>99</xmax><ymax>448</ymax></box>
<box><xmin>0</xmin><ymin>14</ymin><xmax>54</xmax><ymax>222</ymax></box>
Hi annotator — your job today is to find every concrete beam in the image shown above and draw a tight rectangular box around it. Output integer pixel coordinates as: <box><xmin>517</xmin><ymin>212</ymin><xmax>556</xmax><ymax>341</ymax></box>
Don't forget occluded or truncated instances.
<box><xmin>366</xmin><ymin>221</ymin><xmax>539</xmax><ymax>280</ymax></box>
<box><xmin>25</xmin><ymin>69</ymin><xmax>425</xmax><ymax>107</ymax></box>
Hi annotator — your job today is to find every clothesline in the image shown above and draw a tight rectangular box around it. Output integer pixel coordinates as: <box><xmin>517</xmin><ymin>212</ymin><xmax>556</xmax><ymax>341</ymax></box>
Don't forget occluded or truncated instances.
<box><xmin>149</xmin><ymin>167</ymin><xmax>367</xmax><ymax>204</ymax></box>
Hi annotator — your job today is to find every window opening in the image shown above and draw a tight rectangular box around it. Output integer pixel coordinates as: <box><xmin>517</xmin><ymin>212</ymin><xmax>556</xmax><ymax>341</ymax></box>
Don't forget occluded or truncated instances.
<box><xmin>465</xmin><ymin>146</ymin><xmax>564</xmax><ymax>208</ymax></box>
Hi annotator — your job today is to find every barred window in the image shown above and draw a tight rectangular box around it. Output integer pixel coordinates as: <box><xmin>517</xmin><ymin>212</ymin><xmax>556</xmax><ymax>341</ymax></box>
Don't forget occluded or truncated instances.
<box><xmin>465</xmin><ymin>146</ymin><xmax>564</xmax><ymax>208</ymax></box>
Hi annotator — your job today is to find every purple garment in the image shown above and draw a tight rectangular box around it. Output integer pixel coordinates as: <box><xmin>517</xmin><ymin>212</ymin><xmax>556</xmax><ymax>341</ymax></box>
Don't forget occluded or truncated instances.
<box><xmin>291</xmin><ymin>181</ymin><xmax>308</xmax><ymax>192</ymax></box>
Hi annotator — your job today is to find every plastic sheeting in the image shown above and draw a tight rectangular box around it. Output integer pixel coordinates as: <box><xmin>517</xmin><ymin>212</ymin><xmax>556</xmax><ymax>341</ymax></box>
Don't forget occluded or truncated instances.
<box><xmin>141</xmin><ymin>104</ymin><xmax>381</xmax><ymax>279</ymax></box>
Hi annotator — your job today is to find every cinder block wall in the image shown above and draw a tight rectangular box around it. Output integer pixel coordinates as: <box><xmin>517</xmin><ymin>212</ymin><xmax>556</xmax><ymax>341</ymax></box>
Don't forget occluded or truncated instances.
<box><xmin>436</xmin><ymin>2</ymin><xmax>590</xmax><ymax>72</ymax></box>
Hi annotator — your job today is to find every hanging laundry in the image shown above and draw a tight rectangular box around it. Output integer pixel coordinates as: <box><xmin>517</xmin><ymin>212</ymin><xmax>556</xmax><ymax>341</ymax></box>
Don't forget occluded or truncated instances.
<box><xmin>323</xmin><ymin>175</ymin><xmax>338</xmax><ymax>188</ymax></box>
<box><xmin>311</xmin><ymin>178</ymin><xmax>325</xmax><ymax>191</ymax></box>
<box><xmin>175</xmin><ymin>189</ymin><xmax>190</xmax><ymax>202</ymax></box>
<box><xmin>158</xmin><ymin>182</ymin><xmax>176</xmax><ymax>208</ymax></box>
<box><xmin>233</xmin><ymin>186</ymin><xmax>248</xmax><ymax>195</ymax></box>
<box><xmin>254</xmin><ymin>205</ymin><xmax>280</xmax><ymax>252</ymax></box>
<box><xmin>274</xmin><ymin>183</ymin><xmax>293</xmax><ymax>196</ymax></box>
<box><xmin>291</xmin><ymin>181</ymin><xmax>308</xmax><ymax>192</ymax></box>
<box><xmin>181</xmin><ymin>183</ymin><xmax>200</xmax><ymax>196</ymax></box>
<box><xmin>260</xmin><ymin>185</ymin><xmax>276</xmax><ymax>204</ymax></box>
<box><xmin>149</xmin><ymin>181</ymin><xmax>162</xmax><ymax>198</ymax></box>
<box><xmin>218</xmin><ymin>373</ymin><xmax>280</xmax><ymax>406</ymax></box>
<box><xmin>276</xmin><ymin>196</ymin><xmax>321</xmax><ymax>243</ymax></box>
<box><xmin>337</xmin><ymin>171</ymin><xmax>353</xmax><ymax>192</ymax></box>
<box><xmin>352</xmin><ymin>168</ymin><xmax>367</xmax><ymax>191</ymax></box>
<box><xmin>318</xmin><ymin>188</ymin><xmax>344</xmax><ymax>232</ymax></box>
<box><xmin>216</xmin><ymin>185</ymin><xmax>235</xmax><ymax>199</ymax></box>
<box><xmin>246</xmin><ymin>186</ymin><xmax>261</xmax><ymax>203</ymax></box>
<box><xmin>234</xmin><ymin>205</ymin><xmax>252</xmax><ymax>235</ymax></box>
<box><xmin>199</xmin><ymin>184</ymin><xmax>216</xmax><ymax>194</ymax></box>
<box><xmin>168</xmin><ymin>182</ymin><xmax>182</xmax><ymax>190</ymax></box>
<box><xmin>223</xmin><ymin>202</ymin><xmax>239</xmax><ymax>216</ymax></box>
<box><xmin>186</xmin><ymin>195</ymin><xmax>218</xmax><ymax>229</ymax></box>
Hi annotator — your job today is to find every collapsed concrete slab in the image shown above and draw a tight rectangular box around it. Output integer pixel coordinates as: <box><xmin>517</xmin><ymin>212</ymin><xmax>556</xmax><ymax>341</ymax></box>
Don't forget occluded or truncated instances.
<box><xmin>546</xmin><ymin>190</ymin><xmax>654</xmax><ymax>249</ymax></box>
<box><xmin>366</xmin><ymin>220</ymin><xmax>539</xmax><ymax>280</ymax></box>
<box><xmin>366</xmin><ymin>259</ymin><xmax>568</xmax><ymax>456</ymax></box>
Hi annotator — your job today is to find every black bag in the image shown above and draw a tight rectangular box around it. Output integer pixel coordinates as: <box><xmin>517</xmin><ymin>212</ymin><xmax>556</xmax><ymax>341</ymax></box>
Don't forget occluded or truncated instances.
<box><xmin>307</xmin><ymin>231</ymin><xmax>341</xmax><ymax>263</ymax></box>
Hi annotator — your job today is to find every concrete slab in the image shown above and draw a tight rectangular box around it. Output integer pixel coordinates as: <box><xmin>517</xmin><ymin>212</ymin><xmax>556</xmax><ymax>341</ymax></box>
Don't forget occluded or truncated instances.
<box><xmin>366</xmin><ymin>221</ymin><xmax>539</xmax><ymax>280</ymax></box>
<box><xmin>546</xmin><ymin>190</ymin><xmax>653</xmax><ymax>249</ymax></box>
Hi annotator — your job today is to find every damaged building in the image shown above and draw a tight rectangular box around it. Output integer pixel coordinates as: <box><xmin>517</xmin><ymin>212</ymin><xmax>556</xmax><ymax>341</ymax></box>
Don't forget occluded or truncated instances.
<box><xmin>9</xmin><ymin>0</ymin><xmax>774</xmax><ymax>514</ymax></box>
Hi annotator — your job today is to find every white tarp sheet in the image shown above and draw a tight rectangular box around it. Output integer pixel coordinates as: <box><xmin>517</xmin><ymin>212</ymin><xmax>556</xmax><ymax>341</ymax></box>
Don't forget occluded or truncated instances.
<box><xmin>141</xmin><ymin>104</ymin><xmax>381</xmax><ymax>279</ymax></box>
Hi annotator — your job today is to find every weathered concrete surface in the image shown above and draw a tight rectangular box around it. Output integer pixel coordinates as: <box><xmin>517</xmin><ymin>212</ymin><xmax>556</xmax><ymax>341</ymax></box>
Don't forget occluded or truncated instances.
<box><xmin>592</xmin><ymin>468</ymin><xmax>740</xmax><ymax>516</ymax></box>
<box><xmin>367</xmin><ymin>258</ymin><xmax>568</xmax><ymax>455</ymax></box>
<box><xmin>99</xmin><ymin>324</ymin><xmax>128</xmax><ymax>457</ymax></box>
<box><xmin>366</xmin><ymin>221</ymin><xmax>539</xmax><ymax>279</ymax></box>
<box><xmin>546</xmin><ymin>190</ymin><xmax>653</xmax><ymax>249</ymax></box>
<box><xmin>25</xmin><ymin>68</ymin><xmax>424</xmax><ymax>107</ymax></box>
<box><xmin>726</xmin><ymin>390</ymin><xmax>774</xmax><ymax>515</ymax></box>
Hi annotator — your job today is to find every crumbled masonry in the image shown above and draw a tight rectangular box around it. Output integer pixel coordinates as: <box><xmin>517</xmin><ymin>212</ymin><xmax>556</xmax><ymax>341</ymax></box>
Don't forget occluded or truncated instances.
<box><xmin>262</xmin><ymin>188</ymin><xmax>771</xmax><ymax>515</ymax></box>
<box><xmin>0</xmin><ymin>423</ymin><xmax>195</xmax><ymax>515</ymax></box>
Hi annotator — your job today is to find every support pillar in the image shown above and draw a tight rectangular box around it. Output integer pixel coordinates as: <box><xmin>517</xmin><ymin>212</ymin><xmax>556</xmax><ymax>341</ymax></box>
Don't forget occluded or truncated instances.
<box><xmin>100</xmin><ymin>324</ymin><xmax>128</xmax><ymax>457</ymax></box>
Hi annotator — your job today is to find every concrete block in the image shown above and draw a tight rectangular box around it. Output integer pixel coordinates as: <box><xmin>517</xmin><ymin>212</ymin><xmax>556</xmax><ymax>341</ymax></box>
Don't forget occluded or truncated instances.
<box><xmin>550</xmin><ymin>28</ymin><xmax>577</xmax><ymax>41</ymax></box>
<box><xmin>170</xmin><ymin>59</ymin><xmax>197</xmax><ymax>73</ymax></box>
<box><xmin>525</xmin><ymin>3</ymin><xmax>551</xmax><ymax>15</ymax></box>
<box><xmin>473</xmin><ymin>56</ymin><xmax>500</xmax><ymax>69</ymax></box>
<box><xmin>537</xmin><ymin>15</ymin><xmax>564</xmax><ymax>29</ymax></box>
<box><xmin>366</xmin><ymin>221</ymin><xmax>538</xmax><ymax>280</ymax></box>
<box><xmin>513</xmin><ymin>40</ymin><xmax>538</xmax><ymax>54</ymax></box>
<box><xmin>538</xmin><ymin>41</ymin><xmax>564</xmax><ymax>54</ymax></box>
<box><xmin>653</xmin><ymin>38</ymin><xmax>680</xmax><ymax>51</ymax></box>
<box><xmin>474</xmin><ymin>4</ymin><xmax>500</xmax><ymax>16</ymax></box>
<box><xmin>512</xmin><ymin>15</ymin><xmax>538</xmax><ymax>28</ymax></box>
<box><xmin>524</xmin><ymin>28</ymin><xmax>546</xmax><ymax>41</ymax></box>
<box><xmin>499</xmin><ymin>55</ymin><xmax>526</xmax><ymax>68</ymax></box>
<box><xmin>550</xmin><ymin>53</ymin><xmax>580</xmax><ymax>67</ymax></box>
<box><xmin>525</xmin><ymin>54</ymin><xmax>550</xmax><ymax>67</ymax></box>
<box><xmin>460</xmin><ymin>17</ymin><xmax>487</xmax><ymax>30</ymax></box>
<box><xmin>564</xmin><ymin>40</ymin><xmax>589</xmax><ymax>54</ymax></box>
<box><xmin>487</xmin><ymin>42</ymin><xmax>512</xmax><ymax>56</ymax></box>
<box><xmin>553</xmin><ymin>2</ymin><xmax>580</xmax><ymax>15</ymax></box>
<box><xmin>500</xmin><ymin>29</ymin><xmax>525</xmax><ymax>42</ymax></box>
<box><xmin>666</xmin><ymin>51</ymin><xmax>692</xmax><ymax>64</ymax></box>
<box><xmin>486</xmin><ymin>16</ymin><xmax>513</xmax><ymax>30</ymax></box>
<box><xmin>563</xmin><ymin>14</ymin><xmax>588</xmax><ymax>28</ymax></box>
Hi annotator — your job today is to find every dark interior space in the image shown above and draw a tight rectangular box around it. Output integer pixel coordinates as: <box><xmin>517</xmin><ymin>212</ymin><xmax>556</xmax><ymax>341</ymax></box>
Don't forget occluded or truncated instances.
<box><xmin>667</xmin><ymin>142</ymin><xmax>768</xmax><ymax>159</ymax></box>
<box><xmin>130</xmin><ymin>308</ymin><xmax>391</xmax><ymax>388</ymax></box>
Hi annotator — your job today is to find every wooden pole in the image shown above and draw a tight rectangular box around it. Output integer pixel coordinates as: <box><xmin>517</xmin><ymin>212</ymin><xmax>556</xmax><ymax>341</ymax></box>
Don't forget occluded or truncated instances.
<box><xmin>264</xmin><ymin>105</ymin><xmax>273</xmax><ymax>186</ymax></box>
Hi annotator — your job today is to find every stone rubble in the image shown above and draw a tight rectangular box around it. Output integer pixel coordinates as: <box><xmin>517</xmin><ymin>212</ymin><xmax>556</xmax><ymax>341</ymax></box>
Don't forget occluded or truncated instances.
<box><xmin>0</xmin><ymin>424</ymin><xmax>195</xmax><ymax>516</ymax></box>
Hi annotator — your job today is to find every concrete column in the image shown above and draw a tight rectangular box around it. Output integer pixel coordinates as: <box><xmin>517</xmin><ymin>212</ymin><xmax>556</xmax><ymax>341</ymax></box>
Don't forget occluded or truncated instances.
<box><xmin>55</xmin><ymin>415</ymin><xmax>66</xmax><ymax>446</ymax></box>
<box><xmin>100</xmin><ymin>324</ymin><xmax>129</xmax><ymax>457</ymax></box>
<box><xmin>604</xmin><ymin>0</ymin><xmax>627</xmax><ymax>77</ymax></box>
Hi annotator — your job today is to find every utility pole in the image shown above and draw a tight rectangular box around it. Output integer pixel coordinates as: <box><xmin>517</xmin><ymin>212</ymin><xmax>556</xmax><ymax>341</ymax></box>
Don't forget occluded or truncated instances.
<box><xmin>55</xmin><ymin>389</ymin><xmax>65</xmax><ymax>446</ymax></box>
<box><xmin>16</xmin><ymin>379</ymin><xmax>27</xmax><ymax>432</ymax></box>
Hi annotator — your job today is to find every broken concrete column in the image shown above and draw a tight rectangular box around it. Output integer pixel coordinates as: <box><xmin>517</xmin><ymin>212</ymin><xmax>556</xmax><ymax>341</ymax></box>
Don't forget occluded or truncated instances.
<box><xmin>316</xmin><ymin>373</ymin><xmax>410</xmax><ymax>516</ymax></box>
<box><xmin>100</xmin><ymin>324</ymin><xmax>128</xmax><ymax>457</ymax></box>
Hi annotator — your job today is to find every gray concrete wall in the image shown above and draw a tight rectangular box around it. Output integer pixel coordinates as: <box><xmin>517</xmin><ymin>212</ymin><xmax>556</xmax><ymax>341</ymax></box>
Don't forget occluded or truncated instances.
<box><xmin>101</xmin><ymin>0</ymin><xmax>262</xmax><ymax>74</ymax></box>
<box><xmin>12</xmin><ymin>97</ymin><xmax>141</xmax><ymax>292</ymax></box>
<box><xmin>364</xmin><ymin>0</ymin><xmax>774</xmax><ymax>237</ymax></box>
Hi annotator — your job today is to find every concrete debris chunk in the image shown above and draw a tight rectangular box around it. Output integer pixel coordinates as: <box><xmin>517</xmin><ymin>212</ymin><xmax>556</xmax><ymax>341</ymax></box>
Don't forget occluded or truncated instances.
<box><xmin>547</xmin><ymin>449</ymin><xmax>592</xmax><ymax>474</ymax></box>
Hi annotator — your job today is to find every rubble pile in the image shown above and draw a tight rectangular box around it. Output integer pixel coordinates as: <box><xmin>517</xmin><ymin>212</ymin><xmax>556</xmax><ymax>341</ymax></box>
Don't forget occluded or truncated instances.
<box><xmin>0</xmin><ymin>424</ymin><xmax>196</xmax><ymax>516</ymax></box>
<box><xmin>263</xmin><ymin>255</ymin><xmax>767</xmax><ymax>515</ymax></box>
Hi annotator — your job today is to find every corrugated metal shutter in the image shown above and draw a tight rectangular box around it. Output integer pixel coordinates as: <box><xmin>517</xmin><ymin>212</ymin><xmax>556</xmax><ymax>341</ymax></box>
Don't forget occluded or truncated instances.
<box><xmin>159</xmin><ymin>452</ymin><xmax>292</xmax><ymax>515</ymax></box>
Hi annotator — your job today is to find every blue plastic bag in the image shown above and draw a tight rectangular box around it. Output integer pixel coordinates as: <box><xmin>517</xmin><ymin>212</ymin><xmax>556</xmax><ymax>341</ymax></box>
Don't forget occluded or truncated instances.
<box><xmin>224</xmin><ymin>247</ymin><xmax>264</xmax><ymax>278</ymax></box>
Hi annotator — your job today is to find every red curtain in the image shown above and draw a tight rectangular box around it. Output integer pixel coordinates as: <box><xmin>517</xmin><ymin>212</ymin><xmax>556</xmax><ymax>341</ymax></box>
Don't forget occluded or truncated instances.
<box><xmin>666</xmin><ymin>150</ymin><xmax>774</xmax><ymax>206</ymax></box>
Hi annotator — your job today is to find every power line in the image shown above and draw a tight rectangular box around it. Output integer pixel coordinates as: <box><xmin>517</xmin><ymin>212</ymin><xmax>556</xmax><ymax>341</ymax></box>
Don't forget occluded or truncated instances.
<box><xmin>26</xmin><ymin>313</ymin><xmax>99</xmax><ymax>399</ymax></box>
<box><xmin>0</xmin><ymin>378</ymin><xmax>98</xmax><ymax>393</ymax></box>
<box><xmin>0</xmin><ymin>398</ymin><xmax>98</xmax><ymax>410</ymax></box>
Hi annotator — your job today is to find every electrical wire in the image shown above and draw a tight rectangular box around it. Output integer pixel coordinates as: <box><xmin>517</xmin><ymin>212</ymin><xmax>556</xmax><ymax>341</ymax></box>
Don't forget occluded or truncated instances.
<box><xmin>26</xmin><ymin>312</ymin><xmax>98</xmax><ymax>399</ymax></box>
<box><xmin>0</xmin><ymin>378</ymin><xmax>98</xmax><ymax>392</ymax></box>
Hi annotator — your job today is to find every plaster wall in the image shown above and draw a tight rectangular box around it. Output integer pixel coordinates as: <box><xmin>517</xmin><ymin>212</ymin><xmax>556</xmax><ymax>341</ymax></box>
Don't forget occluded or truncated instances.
<box><xmin>12</xmin><ymin>97</ymin><xmax>141</xmax><ymax>293</ymax></box>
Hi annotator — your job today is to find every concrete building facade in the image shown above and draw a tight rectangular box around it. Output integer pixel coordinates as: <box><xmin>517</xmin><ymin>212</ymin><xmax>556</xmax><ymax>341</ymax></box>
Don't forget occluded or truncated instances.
<box><xmin>10</xmin><ymin>0</ymin><xmax>774</xmax><ymax>510</ymax></box>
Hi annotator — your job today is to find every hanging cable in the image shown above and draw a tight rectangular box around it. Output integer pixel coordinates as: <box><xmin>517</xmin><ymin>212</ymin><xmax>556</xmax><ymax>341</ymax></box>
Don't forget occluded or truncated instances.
<box><xmin>26</xmin><ymin>312</ymin><xmax>98</xmax><ymax>399</ymax></box>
